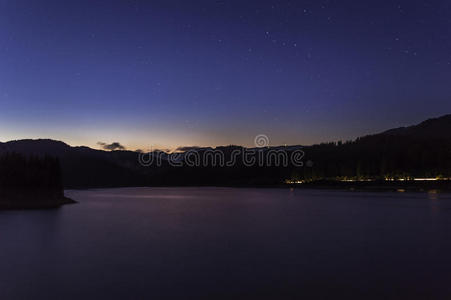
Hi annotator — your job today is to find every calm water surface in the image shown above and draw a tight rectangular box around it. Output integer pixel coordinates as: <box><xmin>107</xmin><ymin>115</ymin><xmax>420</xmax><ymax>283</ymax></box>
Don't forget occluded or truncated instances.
<box><xmin>1</xmin><ymin>187</ymin><xmax>451</xmax><ymax>299</ymax></box>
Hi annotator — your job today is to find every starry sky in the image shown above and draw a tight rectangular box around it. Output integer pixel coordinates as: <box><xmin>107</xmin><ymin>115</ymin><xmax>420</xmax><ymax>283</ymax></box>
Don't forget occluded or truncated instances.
<box><xmin>1</xmin><ymin>0</ymin><xmax>450</xmax><ymax>150</ymax></box>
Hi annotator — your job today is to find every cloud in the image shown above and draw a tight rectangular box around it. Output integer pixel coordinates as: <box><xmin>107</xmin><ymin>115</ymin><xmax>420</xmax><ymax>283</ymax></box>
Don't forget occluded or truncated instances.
<box><xmin>153</xmin><ymin>148</ymin><xmax>172</xmax><ymax>153</ymax></box>
<box><xmin>97</xmin><ymin>142</ymin><xmax>126</xmax><ymax>151</ymax></box>
<box><xmin>176</xmin><ymin>146</ymin><xmax>201</xmax><ymax>152</ymax></box>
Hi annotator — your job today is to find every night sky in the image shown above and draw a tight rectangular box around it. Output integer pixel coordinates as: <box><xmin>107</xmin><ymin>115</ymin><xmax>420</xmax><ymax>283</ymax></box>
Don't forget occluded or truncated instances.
<box><xmin>1</xmin><ymin>0</ymin><xmax>450</xmax><ymax>150</ymax></box>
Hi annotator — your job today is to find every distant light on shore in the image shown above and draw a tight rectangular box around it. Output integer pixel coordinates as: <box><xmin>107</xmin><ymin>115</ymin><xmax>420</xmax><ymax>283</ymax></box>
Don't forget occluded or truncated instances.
<box><xmin>286</xmin><ymin>177</ymin><xmax>450</xmax><ymax>184</ymax></box>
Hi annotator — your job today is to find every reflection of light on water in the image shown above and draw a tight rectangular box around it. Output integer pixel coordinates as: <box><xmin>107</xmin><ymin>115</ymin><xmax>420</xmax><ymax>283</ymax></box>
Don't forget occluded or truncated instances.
<box><xmin>428</xmin><ymin>189</ymin><xmax>439</xmax><ymax>201</ymax></box>
<box><xmin>397</xmin><ymin>189</ymin><xmax>406</xmax><ymax>193</ymax></box>
<box><xmin>428</xmin><ymin>190</ymin><xmax>440</xmax><ymax>214</ymax></box>
<box><xmin>92</xmin><ymin>193</ymin><xmax>194</xmax><ymax>199</ymax></box>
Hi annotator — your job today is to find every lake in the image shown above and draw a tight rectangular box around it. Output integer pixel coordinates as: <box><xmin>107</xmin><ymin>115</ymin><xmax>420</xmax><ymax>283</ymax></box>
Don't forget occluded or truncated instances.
<box><xmin>1</xmin><ymin>187</ymin><xmax>450</xmax><ymax>299</ymax></box>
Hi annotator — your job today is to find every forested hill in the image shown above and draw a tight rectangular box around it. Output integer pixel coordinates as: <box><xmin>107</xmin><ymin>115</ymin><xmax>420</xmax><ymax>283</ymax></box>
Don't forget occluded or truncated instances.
<box><xmin>1</xmin><ymin>114</ymin><xmax>451</xmax><ymax>188</ymax></box>
<box><xmin>378</xmin><ymin>114</ymin><xmax>451</xmax><ymax>139</ymax></box>
<box><xmin>0</xmin><ymin>153</ymin><xmax>74</xmax><ymax>209</ymax></box>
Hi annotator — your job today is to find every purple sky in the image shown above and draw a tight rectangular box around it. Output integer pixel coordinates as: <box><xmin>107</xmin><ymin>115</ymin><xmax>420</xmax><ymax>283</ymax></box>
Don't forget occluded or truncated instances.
<box><xmin>1</xmin><ymin>0</ymin><xmax>450</xmax><ymax>150</ymax></box>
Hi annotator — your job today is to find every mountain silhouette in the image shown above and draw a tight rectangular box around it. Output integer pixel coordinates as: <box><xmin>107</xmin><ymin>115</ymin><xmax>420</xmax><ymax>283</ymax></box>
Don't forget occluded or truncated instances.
<box><xmin>378</xmin><ymin>114</ymin><xmax>451</xmax><ymax>139</ymax></box>
<box><xmin>1</xmin><ymin>114</ymin><xmax>451</xmax><ymax>188</ymax></box>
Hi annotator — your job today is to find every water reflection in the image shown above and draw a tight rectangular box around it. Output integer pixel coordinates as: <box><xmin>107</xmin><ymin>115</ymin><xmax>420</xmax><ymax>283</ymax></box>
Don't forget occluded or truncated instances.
<box><xmin>1</xmin><ymin>187</ymin><xmax>451</xmax><ymax>299</ymax></box>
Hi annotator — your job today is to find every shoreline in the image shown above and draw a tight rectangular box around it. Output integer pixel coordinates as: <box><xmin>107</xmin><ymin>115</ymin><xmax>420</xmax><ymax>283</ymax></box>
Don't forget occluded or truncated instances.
<box><xmin>0</xmin><ymin>196</ymin><xmax>76</xmax><ymax>210</ymax></box>
<box><xmin>65</xmin><ymin>180</ymin><xmax>451</xmax><ymax>193</ymax></box>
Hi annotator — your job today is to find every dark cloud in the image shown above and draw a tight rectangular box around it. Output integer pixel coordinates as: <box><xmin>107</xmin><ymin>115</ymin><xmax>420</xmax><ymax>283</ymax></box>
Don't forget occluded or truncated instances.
<box><xmin>154</xmin><ymin>148</ymin><xmax>171</xmax><ymax>153</ymax></box>
<box><xmin>176</xmin><ymin>146</ymin><xmax>201</xmax><ymax>152</ymax></box>
<box><xmin>97</xmin><ymin>142</ymin><xmax>126</xmax><ymax>151</ymax></box>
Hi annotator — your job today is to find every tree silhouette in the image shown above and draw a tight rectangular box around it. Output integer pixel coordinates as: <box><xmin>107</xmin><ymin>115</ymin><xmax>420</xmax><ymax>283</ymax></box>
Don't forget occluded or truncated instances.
<box><xmin>0</xmin><ymin>152</ymin><xmax>71</xmax><ymax>208</ymax></box>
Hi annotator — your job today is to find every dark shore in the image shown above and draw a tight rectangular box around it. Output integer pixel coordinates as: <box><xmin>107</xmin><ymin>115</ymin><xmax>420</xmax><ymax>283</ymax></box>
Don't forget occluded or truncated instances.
<box><xmin>0</xmin><ymin>195</ymin><xmax>76</xmax><ymax>210</ymax></box>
